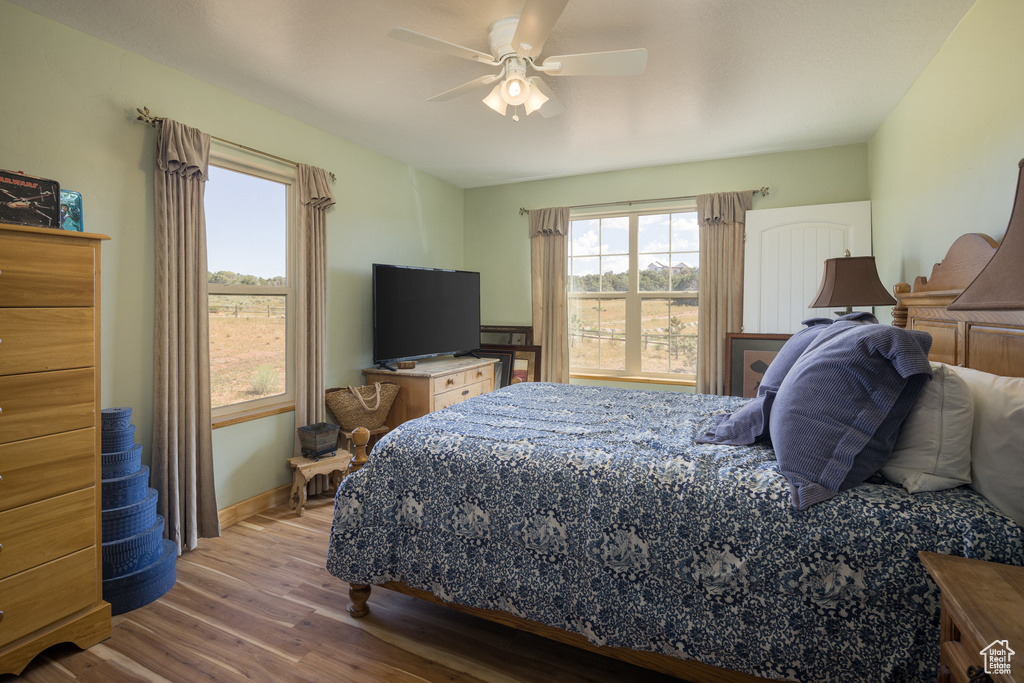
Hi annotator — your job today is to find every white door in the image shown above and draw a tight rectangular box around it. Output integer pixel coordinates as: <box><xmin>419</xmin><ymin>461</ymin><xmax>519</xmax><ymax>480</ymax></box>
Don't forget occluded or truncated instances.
<box><xmin>743</xmin><ymin>200</ymin><xmax>872</xmax><ymax>333</ymax></box>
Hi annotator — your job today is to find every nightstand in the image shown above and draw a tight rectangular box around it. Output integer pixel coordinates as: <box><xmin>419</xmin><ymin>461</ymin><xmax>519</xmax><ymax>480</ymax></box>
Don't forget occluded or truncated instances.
<box><xmin>920</xmin><ymin>551</ymin><xmax>1024</xmax><ymax>682</ymax></box>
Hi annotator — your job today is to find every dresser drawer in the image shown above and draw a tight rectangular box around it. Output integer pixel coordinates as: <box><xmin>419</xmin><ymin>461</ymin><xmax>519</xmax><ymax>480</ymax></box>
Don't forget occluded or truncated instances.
<box><xmin>466</xmin><ymin>363</ymin><xmax>494</xmax><ymax>386</ymax></box>
<box><xmin>435</xmin><ymin>379</ymin><xmax>487</xmax><ymax>410</ymax></box>
<box><xmin>431</xmin><ymin>364</ymin><xmax>494</xmax><ymax>396</ymax></box>
<box><xmin>0</xmin><ymin>238</ymin><xmax>95</xmax><ymax>308</ymax></box>
<box><xmin>433</xmin><ymin>370</ymin><xmax>469</xmax><ymax>395</ymax></box>
<box><xmin>0</xmin><ymin>488</ymin><xmax>95</xmax><ymax>580</ymax></box>
<box><xmin>0</xmin><ymin>368</ymin><xmax>95</xmax><ymax>444</ymax></box>
<box><xmin>0</xmin><ymin>429</ymin><xmax>95</xmax><ymax>512</ymax></box>
<box><xmin>0</xmin><ymin>308</ymin><xmax>95</xmax><ymax>376</ymax></box>
<box><xmin>0</xmin><ymin>547</ymin><xmax>95</xmax><ymax>646</ymax></box>
<box><xmin>940</xmin><ymin>641</ymin><xmax>977</xmax><ymax>683</ymax></box>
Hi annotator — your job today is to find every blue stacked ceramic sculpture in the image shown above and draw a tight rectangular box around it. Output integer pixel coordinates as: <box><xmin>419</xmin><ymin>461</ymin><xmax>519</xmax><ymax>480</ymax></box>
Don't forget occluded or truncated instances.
<box><xmin>100</xmin><ymin>407</ymin><xmax>177</xmax><ymax>615</ymax></box>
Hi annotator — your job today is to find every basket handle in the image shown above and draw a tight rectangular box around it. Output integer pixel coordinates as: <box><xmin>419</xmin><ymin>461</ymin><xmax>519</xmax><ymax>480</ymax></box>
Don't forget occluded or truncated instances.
<box><xmin>348</xmin><ymin>382</ymin><xmax>382</xmax><ymax>411</ymax></box>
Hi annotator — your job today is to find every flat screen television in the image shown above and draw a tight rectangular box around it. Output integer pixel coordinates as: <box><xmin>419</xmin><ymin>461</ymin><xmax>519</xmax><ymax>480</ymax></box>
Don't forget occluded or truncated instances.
<box><xmin>372</xmin><ymin>264</ymin><xmax>481</xmax><ymax>367</ymax></box>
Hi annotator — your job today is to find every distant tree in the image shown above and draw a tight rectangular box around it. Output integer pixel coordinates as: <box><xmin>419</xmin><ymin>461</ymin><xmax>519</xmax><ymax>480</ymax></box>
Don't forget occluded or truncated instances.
<box><xmin>207</xmin><ymin>271</ymin><xmax>285</xmax><ymax>286</ymax></box>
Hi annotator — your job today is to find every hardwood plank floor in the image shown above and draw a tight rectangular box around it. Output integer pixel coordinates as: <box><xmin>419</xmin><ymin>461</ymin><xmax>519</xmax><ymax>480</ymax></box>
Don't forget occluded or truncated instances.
<box><xmin>5</xmin><ymin>494</ymin><xmax>680</xmax><ymax>682</ymax></box>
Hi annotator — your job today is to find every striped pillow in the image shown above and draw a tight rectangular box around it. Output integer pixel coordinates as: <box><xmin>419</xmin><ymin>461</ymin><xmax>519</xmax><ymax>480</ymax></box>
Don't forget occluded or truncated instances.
<box><xmin>770</xmin><ymin>321</ymin><xmax>933</xmax><ymax>509</ymax></box>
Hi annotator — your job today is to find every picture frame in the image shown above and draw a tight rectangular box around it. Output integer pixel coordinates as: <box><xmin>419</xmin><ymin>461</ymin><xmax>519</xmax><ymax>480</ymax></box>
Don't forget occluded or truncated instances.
<box><xmin>485</xmin><ymin>344</ymin><xmax>548</xmax><ymax>382</ymax></box>
<box><xmin>724</xmin><ymin>333</ymin><xmax>791</xmax><ymax>398</ymax></box>
<box><xmin>478</xmin><ymin>346</ymin><xmax>515</xmax><ymax>388</ymax></box>
<box><xmin>480</xmin><ymin>325</ymin><xmax>533</xmax><ymax>346</ymax></box>
<box><xmin>509</xmin><ymin>344</ymin><xmax>541</xmax><ymax>383</ymax></box>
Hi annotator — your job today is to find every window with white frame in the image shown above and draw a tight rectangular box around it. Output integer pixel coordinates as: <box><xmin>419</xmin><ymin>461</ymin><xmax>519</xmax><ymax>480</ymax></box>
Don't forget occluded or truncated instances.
<box><xmin>568</xmin><ymin>207</ymin><xmax>699</xmax><ymax>381</ymax></box>
<box><xmin>205</xmin><ymin>145</ymin><xmax>296</xmax><ymax>420</ymax></box>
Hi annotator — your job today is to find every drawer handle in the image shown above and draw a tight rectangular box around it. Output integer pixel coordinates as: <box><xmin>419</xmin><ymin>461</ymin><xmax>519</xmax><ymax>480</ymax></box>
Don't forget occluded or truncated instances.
<box><xmin>461</xmin><ymin>389</ymin><xmax>469</xmax><ymax>396</ymax></box>
<box><xmin>476</xmin><ymin>370</ymin><xmax>483</xmax><ymax>377</ymax></box>
<box><xmin>446</xmin><ymin>378</ymin><xmax>455</xmax><ymax>386</ymax></box>
<box><xmin>0</xmin><ymin>610</ymin><xmax>3</xmax><ymax>624</ymax></box>
<box><xmin>967</xmin><ymin>666</ymin><xmax>993</xmax><ymax>682</ymax></box>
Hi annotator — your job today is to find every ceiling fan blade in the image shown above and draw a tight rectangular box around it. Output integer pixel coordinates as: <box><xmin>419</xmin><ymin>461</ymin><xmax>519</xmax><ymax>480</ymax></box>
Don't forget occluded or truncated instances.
<box><xmin>541</xmin><ymin>48</ymin><xmax>648</xmax><ymax>76</ymax></box>
<box><xmin>530</xmin><ymin>78</ymin><xmax>565</xmax><ymax>118</ymax></box>
<box><xmin>388</xmin><ymin>27</ymin><xmax>497</xmax><ymax>65</ymax></box>
<box><xmin>511</xmin><ymin>0</ymin><xmax>569</xmax><ymax>59</ymax></box>
<box><xmin>428</xmin><ymin>74</ymin><xmax>503</xmax><ymax>102</ymax></box>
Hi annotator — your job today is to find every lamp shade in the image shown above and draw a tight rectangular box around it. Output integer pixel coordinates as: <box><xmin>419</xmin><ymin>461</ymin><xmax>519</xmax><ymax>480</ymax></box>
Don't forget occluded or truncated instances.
<box><xmin>809</xmin><ymin>255</ymin><xmax>897</xmax><ymax>309</ymax></box>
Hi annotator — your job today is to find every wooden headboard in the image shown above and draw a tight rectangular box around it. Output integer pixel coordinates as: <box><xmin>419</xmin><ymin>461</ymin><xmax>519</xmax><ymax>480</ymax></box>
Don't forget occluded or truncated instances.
<box><xmin>892</xmin><ymin>233</ymin><xmax>1024</xmax><ymax>377</ymax></box>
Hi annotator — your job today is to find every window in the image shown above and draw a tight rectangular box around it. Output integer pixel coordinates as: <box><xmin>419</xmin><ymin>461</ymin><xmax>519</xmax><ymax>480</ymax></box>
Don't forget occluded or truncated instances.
<box><xmin>205</xmin><ymin>145</ymin><xmax>296</xmax><ymax>423</ymax></box>
<box><xmin>568</xmin><ymin>208</ymin><xmax>699</xmax><ymax>382</ymax></box>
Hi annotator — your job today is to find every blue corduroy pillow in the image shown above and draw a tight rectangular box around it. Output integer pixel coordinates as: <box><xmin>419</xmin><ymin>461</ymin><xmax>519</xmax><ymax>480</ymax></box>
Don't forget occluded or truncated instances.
<box><xmin>696</xmin><ymin>389</ymin><xmax>776</xmax><ymax>445</ymax></box>
<box><xmin>756</xmin><ymin>317</ymin><xmax>834</xmax><ymax>397</ymax></box>
<box><xmin>697</xmin><ymin>315</ymin><xmax>873</xmax><ymax>446</ymax></box>
<box><xmin>769</xmin><ymin>321</ymin><xmax>933</xmax><ymax>510</ymax></box>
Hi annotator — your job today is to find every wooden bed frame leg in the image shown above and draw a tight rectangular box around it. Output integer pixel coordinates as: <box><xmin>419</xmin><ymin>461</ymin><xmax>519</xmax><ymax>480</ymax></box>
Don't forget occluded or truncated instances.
<box><xmin>348</xmin><ymin>427</ymin><xmax>370</xmax><ymax>474</ymax></box>
<box><xmin>349</xmin><ymin>583</ymin><xmax>371</xmax><ymax>618</ymax></box>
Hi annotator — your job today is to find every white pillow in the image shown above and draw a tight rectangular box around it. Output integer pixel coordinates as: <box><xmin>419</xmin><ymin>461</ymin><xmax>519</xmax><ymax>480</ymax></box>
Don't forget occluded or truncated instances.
<box><xmin>881</xmin><ymin>362</ymin><xmax>973</xmax><ymax>493</ymax></box>
<box><xmin>949</xmin><ymin>365</ymin><xmax>1024</xmax><ymax>527</ymax></box>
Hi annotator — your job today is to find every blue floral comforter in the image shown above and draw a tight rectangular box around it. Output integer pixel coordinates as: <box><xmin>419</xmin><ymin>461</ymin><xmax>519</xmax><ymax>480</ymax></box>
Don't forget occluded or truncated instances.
<box><xmin>326</xmin><ymin>382</ymin><xmax>1024</xmax><ymax>682</ymax></box>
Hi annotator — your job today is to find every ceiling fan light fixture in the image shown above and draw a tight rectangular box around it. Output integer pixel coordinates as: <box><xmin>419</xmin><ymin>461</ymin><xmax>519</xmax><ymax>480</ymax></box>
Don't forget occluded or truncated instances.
<box><xmin>501</xmin><ymin>75</ymin><xmax>530</xmax><ymax>106</ymax></box>
<box><xmin>483</xmin><ymin>83</ymin><xmax>508</xmax><ymax>115</ymax></box>
<box><xmin>523</xmin><ymin>77</ymin><xmax>549</xmax><ymax>115</ymax></box>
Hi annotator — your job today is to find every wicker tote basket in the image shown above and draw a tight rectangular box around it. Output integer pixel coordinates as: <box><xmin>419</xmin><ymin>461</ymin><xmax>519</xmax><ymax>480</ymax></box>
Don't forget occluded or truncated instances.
<box><xmin>325</xmin><ymin>382</ymin><xmax>400</xmax><ymax>431</ymax></box>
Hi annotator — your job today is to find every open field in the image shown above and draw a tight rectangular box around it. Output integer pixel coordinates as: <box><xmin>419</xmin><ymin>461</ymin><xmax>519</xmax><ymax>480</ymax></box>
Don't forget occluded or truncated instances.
<box><xmin>569</xmin><ymin>297</ymin><xmax>698</xmax><ymax>374</ymax></box>
<box><xmin>209</xmin><ymin>294</ymin><xmax>286</xmax><ymax>408</ymax></box>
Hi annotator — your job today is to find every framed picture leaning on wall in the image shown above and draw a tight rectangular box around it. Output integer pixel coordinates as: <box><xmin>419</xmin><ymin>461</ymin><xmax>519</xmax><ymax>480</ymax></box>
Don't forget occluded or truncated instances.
<box><xmin>478</xmin><ymin>346</ymin><xmax>515</xmax><ymax>388</ymax></box>
<box><xmin>724</xmin><ymin>333</ymin><xmax>791</xmax><ymax>397</ymax></box>
<box><xmin>480</xmin><ymin>325</ymin><xmax>533</xmax><ymax>346</ymax></box>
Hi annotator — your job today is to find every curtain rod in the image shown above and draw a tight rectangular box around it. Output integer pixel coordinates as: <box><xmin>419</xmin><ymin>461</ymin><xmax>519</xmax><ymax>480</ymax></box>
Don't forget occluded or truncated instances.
<box><xmin>517</xmin><ymin>187</ymin><xmax>770</xmax><ymax>216</ymax></box>
<box><xmin>135</xmin><ymin>107</ymin><xmax>336</xmax><ymax>183</ymax></box>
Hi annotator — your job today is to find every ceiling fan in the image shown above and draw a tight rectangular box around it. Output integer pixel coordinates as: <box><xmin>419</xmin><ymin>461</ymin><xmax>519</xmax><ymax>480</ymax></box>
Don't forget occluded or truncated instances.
<box><xmin>388</xmin><ymin>0</ymin><xmax>648</xmax><ymax>120</ymax></box>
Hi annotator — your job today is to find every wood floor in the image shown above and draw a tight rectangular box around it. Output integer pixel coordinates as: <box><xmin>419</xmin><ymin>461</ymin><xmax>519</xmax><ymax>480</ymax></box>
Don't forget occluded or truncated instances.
<box><xmin>5</xmin><ymin>494</ymin><xmax>680</xmax><ymax>683</ymax></box>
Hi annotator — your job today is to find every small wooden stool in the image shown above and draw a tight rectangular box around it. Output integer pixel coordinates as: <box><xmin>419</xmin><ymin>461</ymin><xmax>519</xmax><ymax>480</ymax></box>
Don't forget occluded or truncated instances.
<box><xmin>287</xmin><ymin>452</ymin><xmax>351</xmax><ymax>517</ymax></box>
<box><xmin>287</xmin><ymin>428</ymin><xmax>372</xmax><ymax>516</ymax></box>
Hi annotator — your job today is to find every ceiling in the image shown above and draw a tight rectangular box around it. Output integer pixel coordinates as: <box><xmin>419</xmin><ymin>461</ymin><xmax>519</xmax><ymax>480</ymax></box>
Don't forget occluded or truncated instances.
<box><xmin>11</xmin><ymin>0</ymin><xmax>976</xmax><ymax>189</ymax></box>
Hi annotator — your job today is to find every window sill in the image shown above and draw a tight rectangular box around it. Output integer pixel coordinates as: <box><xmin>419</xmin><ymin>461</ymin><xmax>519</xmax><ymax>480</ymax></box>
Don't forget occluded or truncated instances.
<box><xmin>570</xmin><ymin>372</ymin><xmax>696</xmax><ymax>387</ymax></box>
<box><xmin>212</xmin><ymin>401</ymin><xmax>295</xmax><ymax>429</ymax></box>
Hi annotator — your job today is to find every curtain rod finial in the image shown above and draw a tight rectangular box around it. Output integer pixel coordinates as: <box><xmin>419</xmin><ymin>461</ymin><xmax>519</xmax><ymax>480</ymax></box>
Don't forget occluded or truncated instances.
<box><xmin>519</xmin><ymin>207</ymin><xmax>528</xmax><ymax>216</ymax></box>
<box><xmin>755</xmin><ymin>187</ymin><xmax>770</xmax><ymax>197</ymax></box>
<box><xmin>136</xmin><ymin>106</ymin><xmax>163</xmax><ymax>127</ymax></box>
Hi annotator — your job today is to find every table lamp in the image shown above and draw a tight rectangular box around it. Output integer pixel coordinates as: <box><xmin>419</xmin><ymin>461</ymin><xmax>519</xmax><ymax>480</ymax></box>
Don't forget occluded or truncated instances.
<box><xmin>809</xmin><ymin>251</ymin><xmax>897</xmax><ymax>316</ymax></box>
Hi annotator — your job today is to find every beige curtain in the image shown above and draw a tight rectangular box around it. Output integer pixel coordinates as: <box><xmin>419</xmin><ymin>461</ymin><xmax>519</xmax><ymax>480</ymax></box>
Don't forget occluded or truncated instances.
<box><xmin>696</xmin><ymin>191</ymin><xmax>753</xmax><ymax>395</ymax></box>
<box><xmin>294</xmin><ymin>165</ymin><xmax>336</xmax><ymax>497</ymax></box>
<box><xmin>152</xmin><ymin>119</ymin><xmax>220</xmax><ymax>554</ymax></box>
<box><xmin>529</xmin><ymin>207</ymin><xmax>570</xmax><ymax>383</ymax></box>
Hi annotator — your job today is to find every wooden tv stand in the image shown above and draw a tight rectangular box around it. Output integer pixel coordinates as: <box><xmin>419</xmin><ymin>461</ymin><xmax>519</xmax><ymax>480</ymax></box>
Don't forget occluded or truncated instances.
<box><xmin>363</xmin><ymin>356</ymin><xmax>497</xmax><ymax>429</ymax></box>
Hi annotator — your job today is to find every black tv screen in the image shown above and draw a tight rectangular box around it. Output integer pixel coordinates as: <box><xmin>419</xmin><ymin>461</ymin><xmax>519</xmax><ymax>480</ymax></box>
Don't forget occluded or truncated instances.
<box><xmin>373</xmin><ymin>264</ymin><xmax>481</xmax><ymax>365</ymax></box>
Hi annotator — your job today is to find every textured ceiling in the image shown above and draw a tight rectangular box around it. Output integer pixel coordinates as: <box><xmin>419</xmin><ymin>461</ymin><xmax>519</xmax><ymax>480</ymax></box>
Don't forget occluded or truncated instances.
<box><xmin>10</xmin><ymin>0</ymin><xmax>976</xmax><ymax>188</ymax></box>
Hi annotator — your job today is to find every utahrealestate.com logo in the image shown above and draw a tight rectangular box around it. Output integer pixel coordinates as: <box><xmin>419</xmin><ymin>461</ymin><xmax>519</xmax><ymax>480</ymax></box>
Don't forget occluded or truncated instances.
<box><xmin>980</xmin><ymin>640</ymin><xmax>1015</xmax><ymax>675</ymax></box>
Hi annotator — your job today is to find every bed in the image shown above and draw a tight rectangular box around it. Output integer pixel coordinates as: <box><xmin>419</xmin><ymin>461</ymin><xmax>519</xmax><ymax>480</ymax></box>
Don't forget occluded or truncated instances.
<box><xmin>326</xmin><ymin>232</ymin><xmax>1024</xmax><ymax>683</ymax></box>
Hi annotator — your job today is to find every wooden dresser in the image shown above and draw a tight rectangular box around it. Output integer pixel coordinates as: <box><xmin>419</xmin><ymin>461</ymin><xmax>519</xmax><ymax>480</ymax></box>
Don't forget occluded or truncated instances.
<box><xmin>920</xmin><ymin>551</ymin><xmax>1024</xmax><ymax>682</ymax></box>
<box><xmin>363</xmin><ymin>356</ymin><xmax>497</xmax><ymax>429</ymax></box>
<box><xmin>0</xmin><ymin>223</ymin><xmax>111</xmax><ymax>675</ymax></box>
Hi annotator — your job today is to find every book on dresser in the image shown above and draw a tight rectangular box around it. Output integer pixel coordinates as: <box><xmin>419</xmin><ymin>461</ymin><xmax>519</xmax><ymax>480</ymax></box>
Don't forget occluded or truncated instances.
<box><xmin>363</xmin><ymin>355</ymin><xmax>498</xmax><ymax>429</ymax></box>
<box><xmin>0</xmin><ymin>222</ymin><xmax>111</xmax><ymax>676</ymax></box>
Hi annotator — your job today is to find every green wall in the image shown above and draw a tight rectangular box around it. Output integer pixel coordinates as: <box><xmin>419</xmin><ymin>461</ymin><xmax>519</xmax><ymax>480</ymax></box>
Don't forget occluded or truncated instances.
<box><xmin>869</xmin><ymin>0</ymin><xmax>1024</xmax><ymax>315</ymax></box>
<box><xmin>0</xmin><ymin>1</ymin><xmax>465</xmax><ymax>508</ymax></box>
<box><xmin>463</xmin><ymin>145</ymin><xmax>871</xmax><ymax>389</ymax></box>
